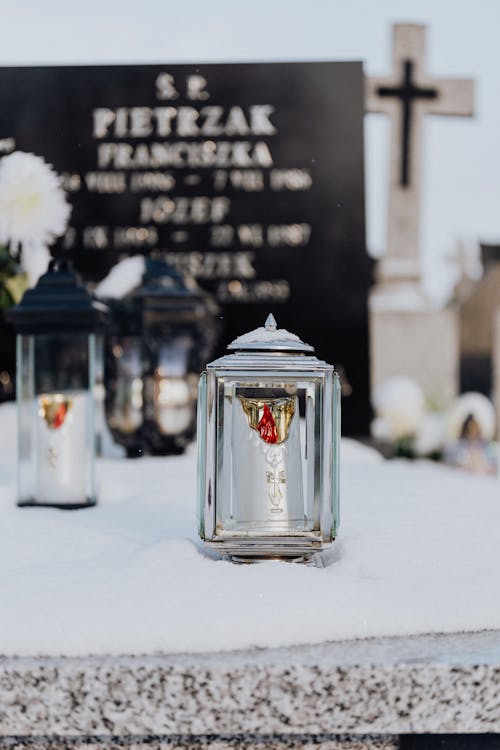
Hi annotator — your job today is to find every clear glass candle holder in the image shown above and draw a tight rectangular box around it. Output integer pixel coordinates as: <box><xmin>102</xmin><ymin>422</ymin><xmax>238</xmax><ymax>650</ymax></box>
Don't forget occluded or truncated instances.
<box><xmin>17</xmin><ymin>332</ymin><xmax>96</xmax><ymax>507</ymax></box>
<box><xmin>198</xmin><ymin>314</ymin><xmax>340</xmax><ymax>561</ymax></box>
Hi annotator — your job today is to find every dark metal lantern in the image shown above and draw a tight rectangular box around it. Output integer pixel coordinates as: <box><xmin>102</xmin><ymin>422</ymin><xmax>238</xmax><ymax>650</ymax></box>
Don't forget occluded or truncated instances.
<box><xmin>105</xmin><ymin>259</ymin><xmax>216</xmax><ymax>456</ymax></box>
<box><xmin>7</xmin><ymin>259</ymin><xmax>108</xmax><ymax>508</ymax></box>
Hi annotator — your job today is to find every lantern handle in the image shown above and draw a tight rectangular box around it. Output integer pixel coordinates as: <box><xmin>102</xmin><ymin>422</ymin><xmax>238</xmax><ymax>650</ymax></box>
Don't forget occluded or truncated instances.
<box><xmin>264</xmin><ymin>313</ymin><xmax>277</xmax><ymax>331</ymax></box>
<box><xmin>48</xmin><ymin>257</ymin><xmax>72</xmax><ymax>273</ymax></box>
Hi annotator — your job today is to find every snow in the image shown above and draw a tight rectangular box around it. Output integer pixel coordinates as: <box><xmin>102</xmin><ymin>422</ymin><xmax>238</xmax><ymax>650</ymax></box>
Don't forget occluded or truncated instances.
<box><xmin>94</xmin><ymin>255</ymin><xmax>145</xmax><ymax>299</ymax></box>
<box><xmin>0</xmin><ymin>401</ymin><xmax>499</xmax><ymax>657</ymax></box>
<box><xmin>229</xmin><ymin>323</ymin><xmax>303</xmax><ymax>346</ymax></box>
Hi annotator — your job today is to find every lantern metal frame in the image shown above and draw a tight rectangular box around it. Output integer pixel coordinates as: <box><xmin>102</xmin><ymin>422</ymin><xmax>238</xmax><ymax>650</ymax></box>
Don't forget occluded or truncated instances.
<box><xmin>197</xmin><ymin>315</ymin><xmax>340</xmax><ymax>560</ymax></box>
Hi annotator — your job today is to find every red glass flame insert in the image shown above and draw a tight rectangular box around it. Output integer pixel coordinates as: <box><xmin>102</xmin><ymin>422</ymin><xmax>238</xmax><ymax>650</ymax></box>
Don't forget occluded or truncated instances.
<box><xmin>53</xmin><ymin>403</ymin><xmax>68</xmax><ymax>429</ymax></box>
<box><xmin>257</xmin><ymin>403</ymin><xmax>278</xmax><ymax>444</ymax></box>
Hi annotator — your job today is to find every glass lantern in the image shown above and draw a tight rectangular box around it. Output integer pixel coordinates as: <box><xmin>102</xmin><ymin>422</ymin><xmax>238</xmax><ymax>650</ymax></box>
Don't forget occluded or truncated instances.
<box><xmin>105</xmin><ymin>259</ymin><xmax>217</xmax><ymax>456</ymax></box>
<box><xmin>197</xmin><ymin>314</ymin><xmax>340</xmax><ymax>561</ymax></box>
<box><xmin>8</xmin><ymin>260</ymin><xmax>108</xmax><ymax>508</ymax></box>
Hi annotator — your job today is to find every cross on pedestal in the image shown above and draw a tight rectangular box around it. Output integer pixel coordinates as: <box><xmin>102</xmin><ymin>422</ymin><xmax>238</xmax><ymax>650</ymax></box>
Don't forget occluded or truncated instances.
<box><xmin>377</xmin><ymin>60</ymin><xmax>438</xmax><ymax>188</ymax></box>
<box><xmin>366</xmin><ymin>24</ymin><xmax>474</xmax><ymax>287</ymax></box>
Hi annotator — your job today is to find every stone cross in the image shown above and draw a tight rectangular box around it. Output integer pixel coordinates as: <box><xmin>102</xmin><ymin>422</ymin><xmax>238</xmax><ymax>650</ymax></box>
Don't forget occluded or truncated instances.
<box><xmin>366</xmin><ymin>24</ymin><xmax>474</xmax><ymax>286</ymax></box>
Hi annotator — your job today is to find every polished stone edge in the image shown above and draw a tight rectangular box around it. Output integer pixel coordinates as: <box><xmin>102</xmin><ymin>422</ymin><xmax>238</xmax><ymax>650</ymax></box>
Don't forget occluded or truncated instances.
<box><xmin>0</xmin><ymin>734</ymin><xmax>399</xmax><ymax>750</ymax></box>
<box><xmin>2</xmin><ymin>630</ymin><xmax>500</xmax><ymax>668</ymax></box>
<box><xmin>0</xmin><ymin>632</ymin><xmax>499</xmax><ymax>736</ymax></box>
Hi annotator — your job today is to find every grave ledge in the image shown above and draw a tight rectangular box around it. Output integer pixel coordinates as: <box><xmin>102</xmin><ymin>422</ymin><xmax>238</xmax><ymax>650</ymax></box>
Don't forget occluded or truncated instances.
<box><xmin>0</xmin><ymin>630</ymin><xmax>499</xmax><ymax>742</ymax></box>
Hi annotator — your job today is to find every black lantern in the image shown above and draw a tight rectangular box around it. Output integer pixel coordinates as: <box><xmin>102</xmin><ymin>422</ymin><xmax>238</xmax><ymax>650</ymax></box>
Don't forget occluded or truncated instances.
<box><xmin>105</xmin><ymin>258</ymin><xmax>216</xmax><ymax>456</ymax></box>
<box><xmin>7</xmin><ymin>260</ymin><xmax>108</xmax><ymax>508</ymax></box>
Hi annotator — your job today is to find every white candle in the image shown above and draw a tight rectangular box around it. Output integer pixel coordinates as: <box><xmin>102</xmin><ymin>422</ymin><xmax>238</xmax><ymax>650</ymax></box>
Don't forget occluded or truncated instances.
<box><xmin>35</xmin><ymin>391</ymin><xmax>90</xmax><ymax>505</ymax></box>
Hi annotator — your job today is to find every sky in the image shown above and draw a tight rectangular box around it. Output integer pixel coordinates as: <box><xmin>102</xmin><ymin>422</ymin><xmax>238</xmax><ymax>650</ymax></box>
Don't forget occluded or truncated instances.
<box><xmin>1</xmin><ymin>0</ymin><xmax>499</xmax><ymax>302</ymax></box>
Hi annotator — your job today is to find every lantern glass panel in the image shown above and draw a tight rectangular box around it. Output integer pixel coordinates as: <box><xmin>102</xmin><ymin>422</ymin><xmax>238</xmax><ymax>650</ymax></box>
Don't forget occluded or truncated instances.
<box><xmin>332</xmin><ymin>371</ymin><xmax>341</xmax><ymax>535</ymax></box>
<box><xmin>17</xmin><ymin>332</ymin><xmax>96</xmax><ymax>506</ymax></box>
<box><xmin>215</xmin><ymin>375</ymin><xmax>324</xmax><ymax>538</ymax></box>
<box><xmin>106</xmin><ymin>335</ymin><xmax>143</xmax><ymax>436</ymax></box>
<box><xmin>197</xmin><ymin>370</ymin><xmax>208</xmax><ymax>538</ymax></box>
<box><xmin>153</xmin><ymin>336</ymin><xmax>195</xmax><ymax>437</ymax></box>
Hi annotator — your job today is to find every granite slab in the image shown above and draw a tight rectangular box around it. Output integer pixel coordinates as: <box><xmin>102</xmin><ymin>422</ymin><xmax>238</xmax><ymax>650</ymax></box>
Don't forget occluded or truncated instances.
<box><xmin>0</xmin><ymin>736</ymin><xmax>399</xmax><ymax>750</ymax></box>
<box><xmin>0</xmin><ymin>631</ymin><xmax>499</xmax><ymax>739</ymax></box>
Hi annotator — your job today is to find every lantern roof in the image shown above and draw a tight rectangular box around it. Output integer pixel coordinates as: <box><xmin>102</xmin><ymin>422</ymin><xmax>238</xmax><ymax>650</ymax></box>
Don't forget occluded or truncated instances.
<box><xmin>227</xmin><ymin>313</ymin><xmax>314</xmax><ymax>353</ymax></box>
<box><xmin>7</xmin><ymin>259</ymin><xmax>108</xmax><ymax>334</ymax></box>
<box><xmin>136</xmin><ymin>258</ymin><xmax>208</xmax><ymax>313</ymax></box>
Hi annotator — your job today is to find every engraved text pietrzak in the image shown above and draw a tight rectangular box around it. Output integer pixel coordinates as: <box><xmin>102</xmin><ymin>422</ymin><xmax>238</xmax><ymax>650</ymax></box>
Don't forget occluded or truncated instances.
<box><xmin>61</xmin><ymin>72</ymin><xmax>313</xmax><ymax>303</ymax></box>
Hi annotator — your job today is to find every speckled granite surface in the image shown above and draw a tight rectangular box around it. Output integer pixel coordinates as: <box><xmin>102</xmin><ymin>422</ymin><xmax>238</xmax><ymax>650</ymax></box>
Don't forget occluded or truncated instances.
<box><xmin>0</xmin><ymin>631</ymin><xmax>499</xmax><ymax>739</ymax></box>
<box><xmin>0</xmin><ymin>736</ymin><xmax>398</xmax><ymax>750</ymax></box>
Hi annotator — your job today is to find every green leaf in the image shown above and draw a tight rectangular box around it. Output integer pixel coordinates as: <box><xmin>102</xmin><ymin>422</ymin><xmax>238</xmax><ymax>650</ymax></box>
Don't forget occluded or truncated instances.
<box><xmin>0</xmin><ymin>285</ymin><xmax>14</xmax><ymax>312</ymax></box>
<box><xmin>5</xmin><ymin>272</ymin><xmax>28</xmax><ymax>304</ymax></box>
<box><xmin>0</xmin><ymin>244</ymin><xmax>15</xmax><ymax>274</ymax></box>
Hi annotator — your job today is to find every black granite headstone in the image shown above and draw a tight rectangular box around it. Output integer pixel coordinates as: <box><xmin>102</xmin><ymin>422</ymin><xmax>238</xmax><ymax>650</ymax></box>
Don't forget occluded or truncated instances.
<box><xmin>0</xmin><ymin>62</ymin><xmax>372</xmax><ymax>433</ymax></box>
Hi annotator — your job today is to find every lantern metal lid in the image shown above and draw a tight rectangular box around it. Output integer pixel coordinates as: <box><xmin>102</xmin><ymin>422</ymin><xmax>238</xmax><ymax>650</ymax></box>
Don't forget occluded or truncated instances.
<box><xmin>101</xmin><ymin>259</ymin><xmax>214</xmax><ymax>333</ymax></box>
<box><xmin>7</xmin><ymin>259</ymin><xmax>108</xmax><ymax>334</ymax></box>
<box><xmin>136</xmin><ymin>258</ymin><xmax>209</xmax><ymax>317</ymax></box>
<box><xmin>227</xmin><ymin>313</ymin><xmax>314</xmax><ymax>353</ymax></box>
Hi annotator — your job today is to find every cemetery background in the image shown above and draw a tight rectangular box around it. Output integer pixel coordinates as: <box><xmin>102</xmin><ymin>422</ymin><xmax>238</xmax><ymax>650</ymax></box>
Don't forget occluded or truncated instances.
<box><xmin>1</xmin><ymin>0</ymin><xmax>500</xmax><ymax>744</ymax></box>
<box><xmin>2</xmin><ymin>0</ymin><xmax>498</xmax><ymax>301</ymax></box>
<box><xmin>2</xmin><ymin>0</ymin><xmax>500</xmax><ymax>436</ymax></box>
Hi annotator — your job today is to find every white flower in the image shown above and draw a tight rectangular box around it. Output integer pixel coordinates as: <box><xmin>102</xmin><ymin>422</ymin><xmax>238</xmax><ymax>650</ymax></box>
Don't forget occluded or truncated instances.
<box><xmin>370</xmin><ymin>416</ymin><xmax>393</xmax><ymax>441</ymax></box>
<box><xmin>20</xmin><ymin>242</ymin><xmax>52</xmax><ymax>289</ymax></box>
<box><xmin>0</xmin><ymin>151</ymin><xmax>71</xmax><ymax>285</ymax></box>
<box><xmin>94</xmin><ymin>256</ymin><xmax>145</xmax><ymax>299</ymax></box>
<box><xmin>372</xmin><ymin>376</ymin><xmax>425</xmax><ymax>440</ymax></box>
<box><xmin>414</xmin><ymin>413</ymin><xmax>446</xmax><ymax>456</ymax></box>
<box><xmin>445</xmin><ymin>392</ymin><xmax>496</xmax><ymax>442</ymax></box>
